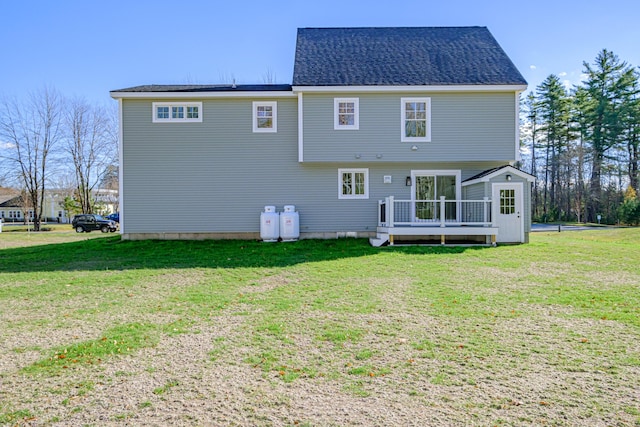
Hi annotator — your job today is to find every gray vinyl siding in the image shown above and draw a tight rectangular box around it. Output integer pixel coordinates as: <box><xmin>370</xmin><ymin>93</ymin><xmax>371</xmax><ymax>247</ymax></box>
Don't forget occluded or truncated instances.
<box><xmin>121</xmin><ymin>98</ymin><xmax>509</xmax><ymax>235</ymax></box>
<box><xmin>462</xmin><ymin>182</ymin><xmax>486</xmax><ymax>201</ymax></box>
<box><xmin>302</xmin><ymin>92</ymin><xmax>517</xmax><ymax>163</ymax></box>
<box><xmin>122</xmin><ymin>98</ymin><xmax>300</xmax><ymax>234</ymax></box>
<box><xmin>121</xmin><ymin>98</ymin><xmax>508</xmax><ymax>233</ymax></box>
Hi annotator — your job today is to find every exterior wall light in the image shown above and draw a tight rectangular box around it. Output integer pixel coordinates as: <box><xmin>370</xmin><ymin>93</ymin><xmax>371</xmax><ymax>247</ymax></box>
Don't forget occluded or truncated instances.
<box><xmin>506</xmin><ymin>174</ymin><xmax>512</xmax><ymax>181</ymax></box>
<box><xmin>405</xmin><ymin>176</ymin><xmax>412</xmax><ymax>186</ymax></box>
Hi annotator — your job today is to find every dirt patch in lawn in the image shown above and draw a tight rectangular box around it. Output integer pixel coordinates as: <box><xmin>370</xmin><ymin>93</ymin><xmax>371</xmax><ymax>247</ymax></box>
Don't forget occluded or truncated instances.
<box><xmin>4</xmin><ymin>307</ymin><xmax>638</xmax><ymax>426</ymax></box>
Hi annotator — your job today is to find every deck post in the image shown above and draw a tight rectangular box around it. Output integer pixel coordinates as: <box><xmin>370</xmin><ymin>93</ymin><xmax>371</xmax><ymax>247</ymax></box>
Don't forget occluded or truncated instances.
<box><xmin>440</xmin><ymin>234</ymin><xmax>445</xmax><ymax>245</ymax></box>
<box><xmin>388</xmin><ymin>196</ymin><xmax>394</xmax><ymax>231</ymax></box>
<box><xmin>483</xmin><ymin>197</ymin><xmax>489</xmax><ymax>225</ymax></box>
<box><xmin>440</xmin><ymin>196</ymin><xmax>446</xmax><ymax>227</ymax></box>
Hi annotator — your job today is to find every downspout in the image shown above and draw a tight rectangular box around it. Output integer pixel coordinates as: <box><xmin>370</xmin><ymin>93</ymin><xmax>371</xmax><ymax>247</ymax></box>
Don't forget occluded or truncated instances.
<box><xmin>118</xmin><ymin>98</ymin><xmax>124</xmax><ymax>234</ymax></box>
<box><xmin>514</xmin><ymin>90</ymin><xmax>523</xmax><ymax>165</ymax></box>
<box><xmin>297</xmin><ymin>92</ymin><xmax>303</xmax><ymax>162</ymax></box>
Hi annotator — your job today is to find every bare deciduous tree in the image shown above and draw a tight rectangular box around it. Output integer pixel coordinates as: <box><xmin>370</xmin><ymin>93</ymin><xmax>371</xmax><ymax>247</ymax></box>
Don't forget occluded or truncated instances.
<box><xmin>0</xmin><ymin>88</ymin><xmax>62</xmax><ymax>231</ymax></box>
<box><xmin>64</xmin><ymin>98</ymin><xmax>117</xmax><ymax>214</ymax></box>
<box><xmin>262</xmin><ymin>68</ymin><xmax>277</xmax><ymax>84</ymax></box>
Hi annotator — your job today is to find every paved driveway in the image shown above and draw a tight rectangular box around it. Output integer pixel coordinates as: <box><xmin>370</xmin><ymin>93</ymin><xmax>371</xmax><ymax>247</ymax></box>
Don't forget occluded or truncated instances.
<box><xmin>531</xmin><ymin>223</ymin><xmax>610</xmax><ymax>232</ymax></box>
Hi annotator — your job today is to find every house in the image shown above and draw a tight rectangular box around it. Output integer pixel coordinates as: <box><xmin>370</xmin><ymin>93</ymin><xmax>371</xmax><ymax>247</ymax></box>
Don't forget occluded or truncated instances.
<box><xmin>0</xmin><ymin>193</ymin><xmax>23</xmax><ymax>222</ymax></box>
<box><xmin>110</xmin><ymin>26</ymin><xmax>534</xmax><ymax>245</ymax></box>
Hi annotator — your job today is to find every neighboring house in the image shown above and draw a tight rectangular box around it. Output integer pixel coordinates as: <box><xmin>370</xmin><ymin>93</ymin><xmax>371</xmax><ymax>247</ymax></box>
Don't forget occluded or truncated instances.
<box><xmin>111</xmin><ymin>26</ymin><xmax>534</xmax><ymax>245</ymax></box>
<box><xmin>0</xmin><ymin>193</ymin><xmax>22</xmax><ymax>222</ymax></box>
<box><xmin>0</xmin><ymin>193</ymin><xmax>67</xmax><ymax>223</ymax></box>
<box><xmin>0</xmin><ymin>189</ymin><xmax>119</xmax><ymax>223</ymax></box>
<box><xmin>93</xmin><ymin>188</ymin><xmax>119</xmax><ymax>215</ymax></box>
<box><xmin>0</xmin><ymin>195</ymin><xmax>34</xmax><ymax>223</ymax></box>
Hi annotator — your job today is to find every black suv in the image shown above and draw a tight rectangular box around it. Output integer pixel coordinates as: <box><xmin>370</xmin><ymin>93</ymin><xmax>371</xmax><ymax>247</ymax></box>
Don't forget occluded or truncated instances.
<box><xmin>72</xmin><ymin>214</ymin><xmax>118</xmax><ymax>233</ymax></box>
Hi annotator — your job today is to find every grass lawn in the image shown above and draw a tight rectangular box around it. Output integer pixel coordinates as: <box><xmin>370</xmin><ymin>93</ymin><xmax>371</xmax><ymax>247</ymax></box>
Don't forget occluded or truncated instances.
<box><xmin>0</xmin><ymin>229</ymin><xmax>638</xmax><ymax>426</ymax></box>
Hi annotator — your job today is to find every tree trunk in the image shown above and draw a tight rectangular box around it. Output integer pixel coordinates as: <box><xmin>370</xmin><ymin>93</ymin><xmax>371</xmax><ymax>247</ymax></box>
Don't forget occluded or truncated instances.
<box><xmin>629</xmin><ymin>138</ymin><xmax>639</xmax><ymax>192</ymax></box>
<box><xmin>588</xmin><ymin>153</ymin><xmax>603</xmax><ymax>222</ymax></box>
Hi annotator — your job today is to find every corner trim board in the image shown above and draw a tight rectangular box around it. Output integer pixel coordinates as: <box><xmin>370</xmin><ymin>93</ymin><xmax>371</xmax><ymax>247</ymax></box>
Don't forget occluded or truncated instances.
<box><xmin>298</xmin><ymin>92</ymin><xmax>304</xmax><ymax>162</ymax></box>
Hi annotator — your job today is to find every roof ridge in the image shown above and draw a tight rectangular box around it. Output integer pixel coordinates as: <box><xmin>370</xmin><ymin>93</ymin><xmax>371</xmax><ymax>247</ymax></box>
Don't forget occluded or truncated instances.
<box><xmin>110</xmin><ymin>84</ymin><xmax>293</xmax><ymax>93</ymax></box>
<box><xmin>298</xmin><ymin>26</ymin><xmax>488</xmax><ymax>30</ymax></box>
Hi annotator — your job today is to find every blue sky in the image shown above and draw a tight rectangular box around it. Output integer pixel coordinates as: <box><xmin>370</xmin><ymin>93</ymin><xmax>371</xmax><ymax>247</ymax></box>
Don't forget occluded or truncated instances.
<box><xmin>2</xmin><ymin>0</ymin><xmax>639</xmax><ymax>105</ymax></box>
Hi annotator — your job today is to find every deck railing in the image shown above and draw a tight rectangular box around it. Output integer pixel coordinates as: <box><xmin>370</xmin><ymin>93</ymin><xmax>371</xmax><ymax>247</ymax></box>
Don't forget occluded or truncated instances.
<box><xmin>378</xmin><ymin>196</ymin><xmax>492</xmax><ymax>227</ymax></box>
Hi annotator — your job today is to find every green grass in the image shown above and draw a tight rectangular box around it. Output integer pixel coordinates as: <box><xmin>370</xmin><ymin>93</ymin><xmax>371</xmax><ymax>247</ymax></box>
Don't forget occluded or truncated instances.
<box><xmin>152</xmin><ymin>379</ymin><xmax>179</xmax><ymax>395</ymax></box>
<box><xmin>0</xmin><ymin>223</ymin><xmax>72</xmax><ymax>233</ymax></box>
<box><xmin>0</xmin><ymin>229</ymin><xmax>639</xmax><ymax>425</ymax></box>
<box><xmin>0</xmin><ymin>409</ymin><xmax>33</xmax><ymax>425</ymax></box>
<box><xmin>22</xmin><ymin>323</ymin><xmax>161</xmax><ymax>374</ymax></box>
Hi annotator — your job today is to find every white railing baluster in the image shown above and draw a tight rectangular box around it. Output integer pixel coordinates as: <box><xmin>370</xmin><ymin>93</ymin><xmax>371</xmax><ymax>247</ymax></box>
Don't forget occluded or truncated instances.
<box><xmin>382</xmin><ymin>197</ymin><xmax>493</xmax><ymax>228</ymax></box>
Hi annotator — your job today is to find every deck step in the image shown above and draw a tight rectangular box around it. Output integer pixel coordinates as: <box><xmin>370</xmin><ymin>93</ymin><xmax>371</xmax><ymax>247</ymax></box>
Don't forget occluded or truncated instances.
<box><xmin>369</xmin><ymin>233</ymin><xmax>389</xmax><ymax>247</ymax></box>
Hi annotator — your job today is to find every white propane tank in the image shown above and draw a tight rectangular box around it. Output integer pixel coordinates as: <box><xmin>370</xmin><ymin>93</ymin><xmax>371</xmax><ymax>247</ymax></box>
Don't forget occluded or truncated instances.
<box><xmin>279</xmin><ymin>205</ymin><xmax>299</xmax><ymax>242</ymax></box>
<box><xmin>260</xmin><ymin>206</ymin><xmax>279</xmax><ymax>242</ymax></box>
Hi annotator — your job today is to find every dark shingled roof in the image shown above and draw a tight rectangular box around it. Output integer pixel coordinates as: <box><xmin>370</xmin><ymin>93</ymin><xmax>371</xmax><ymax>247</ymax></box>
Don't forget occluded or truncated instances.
<box><xmin>463</xmin><ymin>165</ymin><xmax>534</xmax><ymax>182</ymax></box>
<box><xmin>292</xmin><ymin>27</ymin><xmax>527</xmax><ymax>86</ymax></box>
<box><xmin>0</xmin><ymin>195</ymin><xmax>23</xmax><ymax>208</ymax></box>
<box><xmin>111</xmin><ymin>84</ymin><xmax>292</xmax><ymax>93</ymax></box>
<box><xmin>463</xmin><ymin>165</ymin><xmax>510</xmax><ymax>182</ymax></box>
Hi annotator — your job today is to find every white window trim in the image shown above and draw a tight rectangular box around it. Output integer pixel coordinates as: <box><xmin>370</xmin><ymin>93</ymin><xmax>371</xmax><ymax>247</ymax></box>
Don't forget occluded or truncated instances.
<box><xmin>410</xmin><ymin>170</ymin><xmax>461</xmax><ymax>200</ymax></box>
<box><xmin>334</xmin><ymin>98</ymin><xmax>359</xmax><ymax>130</ymax></box>
<box><xmin>401</xmin><ymin>97</ymin><xmax>431</xmax><ymax>142</ymax></box>
<box><xmin>338</xmin><ymin>168</ymin><xmax>369</xmax><ymax>200</ymax></box>
<box><xmin>152</xmin><ymin>102</ymin><xmax>202</xmax><ymax>123</ymax></box>
<box><xmin>411</xmin><ymin>169</ymin><xmax>461</xmax><ymax>222</ymax></box>
<box><xmin>253</xmin><ymin>101</ymin><xmax>277</xmax><ymax>133</ymax></box>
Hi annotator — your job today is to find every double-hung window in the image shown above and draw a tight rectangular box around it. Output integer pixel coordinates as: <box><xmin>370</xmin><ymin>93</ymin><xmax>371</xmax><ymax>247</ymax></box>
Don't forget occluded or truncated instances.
<box><xmin>401</xmin><ymin>97</ymin><xmax>431</xmax><ymax>142</ymax></box>
<box><xmin>334</xmin><ymin>98</ymin><xmax>359</xmax><ymax>130</ymax></box>
<box><xmin>153</xmin><ymin>102</ymin><xmax>202</xmax><ymax>123</ymax></box>
<box><xmin>253</xmin><ymin>101</ymin><xmax>277</xmax><ymax>132</ymax></box>
<box><xmin>338</xmin><ymin>168</ymin><xmax>369</xmax><ymax>199</ymax></box>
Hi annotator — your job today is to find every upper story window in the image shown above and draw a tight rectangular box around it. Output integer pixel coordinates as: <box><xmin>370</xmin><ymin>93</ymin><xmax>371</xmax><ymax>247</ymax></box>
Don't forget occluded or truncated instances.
<box><xmin>253</xmin><ymin>101</ymin><xmax>277</xmax><ymax>133</ymax></box>
<box><xmin>334</xmin><ymin>98</ymin><xmax>359</xmax><ymax>130</ymax></box>
<box><xmin>401</xmin><ymin>97</ymin><xmax>431</xmax><ymax>142</ymax></box>
<box><xmin>338</xmin><ymin>168</ymin><xmax>369</xmax><ymax>199</ymax></box>
<box><xmin>153</xmin><ymin>102</ymin><xmax>202</xmax><ymax>123</ymax></box>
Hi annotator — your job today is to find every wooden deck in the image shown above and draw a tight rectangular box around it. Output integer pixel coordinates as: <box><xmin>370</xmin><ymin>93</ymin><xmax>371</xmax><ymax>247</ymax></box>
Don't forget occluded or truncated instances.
<box><xmin>370</xmin><ymin>225</ymin><xmax>498</xmax><ymax>246</ymax></box>
<box><xmin>371</xmin><ymin>196</ymin><xmax>498</xmax><ymax>246</ymax></box>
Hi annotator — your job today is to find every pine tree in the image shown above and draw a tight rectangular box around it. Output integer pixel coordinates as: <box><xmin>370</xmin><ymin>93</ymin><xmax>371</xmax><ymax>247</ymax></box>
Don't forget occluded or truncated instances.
<box><xmin>579</xmin><ymin>50</ymin><xmax>639</xmax><ymax>222</ymax></box>
<box><xmin>536</xmin><ymin>74</ymin><xmax>571</xmax><ymax>221</ymax></box>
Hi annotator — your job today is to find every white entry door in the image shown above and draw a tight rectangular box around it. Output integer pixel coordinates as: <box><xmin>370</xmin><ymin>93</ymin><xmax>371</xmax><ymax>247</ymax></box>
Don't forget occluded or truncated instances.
<box><xmin>492</xmin><ymin>183</ymin><xmax>524</xmax><ymax>243</ymax></box>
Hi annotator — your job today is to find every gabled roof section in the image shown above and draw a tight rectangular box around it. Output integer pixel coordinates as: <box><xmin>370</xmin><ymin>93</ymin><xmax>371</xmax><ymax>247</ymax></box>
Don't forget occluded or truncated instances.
<box><xmin>462</xmin><ymin>165</ymin><xmax>535</xmax><ymax>186</ymax></box>
<box><xmin>293</xmin><ymin>27</ymin><xmax>527</xmax><ymax>87</ymax></box>
<box><xmin>0</xmin><ymin>195</ymin><xmax>23</xmax><ymax>208</ymax></box>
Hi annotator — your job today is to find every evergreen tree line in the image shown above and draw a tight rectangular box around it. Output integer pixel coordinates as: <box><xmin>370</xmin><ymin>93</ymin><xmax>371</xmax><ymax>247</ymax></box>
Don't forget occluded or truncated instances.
<box><xmin>520</xmin><ymin>49</ymin><xmax>640</xmax><ymax>225</ymax></box>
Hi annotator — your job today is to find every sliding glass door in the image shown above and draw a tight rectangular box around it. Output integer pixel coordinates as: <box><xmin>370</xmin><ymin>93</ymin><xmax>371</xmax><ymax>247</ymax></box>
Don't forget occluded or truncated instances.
<box><xmin>413</xmin><ymin>172</ymin><xmax>458</xmax><ymax>222</ymax></box>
